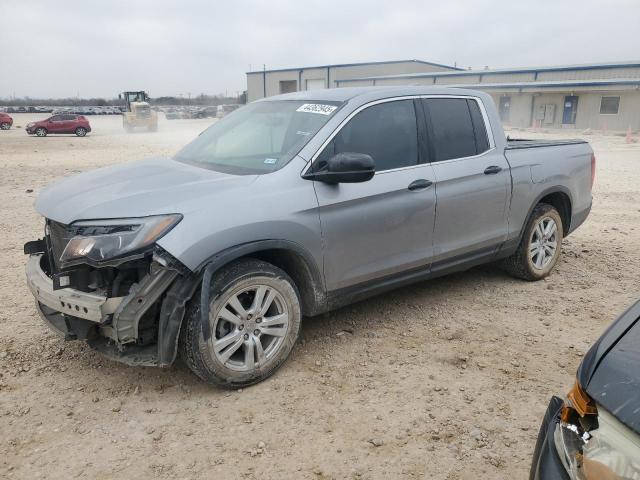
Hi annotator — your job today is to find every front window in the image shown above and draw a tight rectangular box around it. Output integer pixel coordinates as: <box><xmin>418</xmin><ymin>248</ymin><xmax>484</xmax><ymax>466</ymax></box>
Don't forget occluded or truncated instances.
<box><xmin>175</xmin><ymin>100</ymin><xmax>342</xmax><ymax>174</ymax></box>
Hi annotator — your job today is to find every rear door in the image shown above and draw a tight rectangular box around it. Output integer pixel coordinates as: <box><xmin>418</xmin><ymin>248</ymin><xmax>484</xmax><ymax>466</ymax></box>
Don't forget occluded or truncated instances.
<box><xmin>310</xmin><ymin>98</ymin><xmax>437</xmax><ymax>291</ymax></box>
<box><xmin>422</xmin><ymin>97</ymin><xmax>510</xmax><ymax>265</ymax></box>
<box><xmin>60</xmin><ymin>114</ymin><xmax>77</xmax><ymax>133</ymax></box>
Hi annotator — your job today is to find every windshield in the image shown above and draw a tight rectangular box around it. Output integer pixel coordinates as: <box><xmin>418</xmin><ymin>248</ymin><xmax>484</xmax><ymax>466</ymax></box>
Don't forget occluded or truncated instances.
<box><xmin>174</xmin><ymin>100</ymin><xmax>342</xmax><ymax>174</ymax></box>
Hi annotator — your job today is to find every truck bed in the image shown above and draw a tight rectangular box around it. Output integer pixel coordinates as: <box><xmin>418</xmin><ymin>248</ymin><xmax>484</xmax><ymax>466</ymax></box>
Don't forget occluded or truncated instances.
<box><xmin>505</xmin><ymin>138</ymin><xmax>587</xmax><ymax>150</ymax></box>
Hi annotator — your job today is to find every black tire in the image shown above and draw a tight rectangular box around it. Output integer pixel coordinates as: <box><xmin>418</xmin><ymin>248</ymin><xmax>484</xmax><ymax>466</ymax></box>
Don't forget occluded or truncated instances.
<box><xmin>179</xmin><ymin>258</ymin><xmax>302</xmax><ymax>387</ymax></box>
<box><xmin>0</xmin><ymin>122</ymin><xmax>10</xmax><ymax>130</ymax></box>
<box><xmin>502</xmin><ymin>203</ymin><xmax>563</xmax><ymax>281</ymax></box>
<box><xmin>75</xmin><ymin>127</ymin><xmax>87</xmax><ymax>137</ymax></box>
<box><xmin>35</xmin><ymin>127</ymin><xmax>47</xmax><ymax>137</ymax></box>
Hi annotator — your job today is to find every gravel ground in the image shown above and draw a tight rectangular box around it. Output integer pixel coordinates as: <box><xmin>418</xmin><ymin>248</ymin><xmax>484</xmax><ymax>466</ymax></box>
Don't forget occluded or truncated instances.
<box><xmin>1</xmin><ymin>113</ymin><xmax>639</xmax><ymax>479</ymax></box>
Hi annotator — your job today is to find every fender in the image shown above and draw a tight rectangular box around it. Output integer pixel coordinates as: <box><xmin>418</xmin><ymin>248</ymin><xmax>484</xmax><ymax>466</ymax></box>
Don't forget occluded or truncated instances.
<box><xmin>198</xmin><ymin>240</ymin><xmax>326</xmax><ymax>341</ymax></box>
<box><xmin>499</xmin><ymin>185</ymin><xmax>573</xmax><ymax>257</ymax></box>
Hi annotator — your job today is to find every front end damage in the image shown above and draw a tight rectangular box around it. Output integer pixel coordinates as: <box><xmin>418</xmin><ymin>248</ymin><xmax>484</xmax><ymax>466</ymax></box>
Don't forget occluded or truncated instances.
<box><xmin>24</xmin><ymin>218</ymin><xmax>198</xmax><ymax>367</ymax></box>
<box><xmin>530</xmin><ymin>383</ymin><xmax>640</xmax><ymax>480</ymax></box>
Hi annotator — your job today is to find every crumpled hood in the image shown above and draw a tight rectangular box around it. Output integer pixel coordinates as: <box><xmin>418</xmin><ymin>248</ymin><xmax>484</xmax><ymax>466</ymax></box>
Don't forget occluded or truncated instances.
<box><xmin>580</xmin><ymin>300</ymin><xmax>640</xmax><ymax>435</ymax></box>
<box><xmin>35</xmin><ymin>157</ymin><xmax>258</xmax><ymax>224</ymax></box>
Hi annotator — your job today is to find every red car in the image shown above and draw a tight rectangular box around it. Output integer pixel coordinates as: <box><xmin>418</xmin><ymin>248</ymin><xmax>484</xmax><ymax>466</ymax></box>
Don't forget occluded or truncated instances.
<box><xmin>0</xmin><ymin>112</ymin><xmax>13</xmax><ymax>130</ymax></box>
<box><xmin>26</xmin><ymin>114</ymin><xmax>91</xmax><ymax>137</ymax></box>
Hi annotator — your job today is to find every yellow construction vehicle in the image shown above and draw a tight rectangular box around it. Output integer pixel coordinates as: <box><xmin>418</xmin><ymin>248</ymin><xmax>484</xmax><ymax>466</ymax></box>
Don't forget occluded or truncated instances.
<box><xmin>120</xmin><ymin>91</ymin><xmax>158</xmax><ymax>132</ymax></box>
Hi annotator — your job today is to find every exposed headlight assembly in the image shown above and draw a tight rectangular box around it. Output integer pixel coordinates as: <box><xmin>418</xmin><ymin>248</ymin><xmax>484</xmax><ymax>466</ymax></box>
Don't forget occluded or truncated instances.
<box><xmin>554</xmin><ymin>381</ymin><xmax>640</xmax><ymax>479</ymax></box>
<box><xmin>60</xmin><ymin>214</ymin><xmax>182</xmax><ymax>266</ymax></box>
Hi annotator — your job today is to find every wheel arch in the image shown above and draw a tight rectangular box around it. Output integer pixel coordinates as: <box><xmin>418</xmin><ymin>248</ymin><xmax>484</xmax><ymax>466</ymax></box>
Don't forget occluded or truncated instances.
<box><xmin>523</xmin><ymin>186</ymin><xmax>573</xmax><ymax>238</ymax></box>
<box><xmin>157</xmin><ymin>240</ymin><xmax>326</xmax><ymax>366</ymax></box>
<box><xmin>197</xmin><ymin>240</ymin><xmax>326</xmax><ymax>319</ymax></box>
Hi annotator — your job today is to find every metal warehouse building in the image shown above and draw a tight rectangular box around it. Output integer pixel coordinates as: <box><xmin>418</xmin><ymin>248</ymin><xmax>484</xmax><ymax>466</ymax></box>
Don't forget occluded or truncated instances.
<box><xmin>247</xmin><ymin>60</ymin><xmax>640</xmax><ymax>131</ymax></box>
<box><xmin>246</xmin><ymin>59</ymin><xmax>463</xmax><ymax>102</ymax></box>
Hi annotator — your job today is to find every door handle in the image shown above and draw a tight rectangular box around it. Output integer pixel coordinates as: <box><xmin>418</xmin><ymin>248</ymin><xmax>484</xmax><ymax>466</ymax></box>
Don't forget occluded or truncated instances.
<box><xmin>484</xmin><ymin>165</ymin><xmax>502</xmax><ymax>175</ymax></box>
<box><xmin>408</xmin><ymin>179</ymin><xmax>433</xmax><ymax>191</ymax></box>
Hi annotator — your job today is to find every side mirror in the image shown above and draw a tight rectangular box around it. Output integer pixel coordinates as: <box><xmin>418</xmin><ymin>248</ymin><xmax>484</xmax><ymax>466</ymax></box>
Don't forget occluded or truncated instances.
<box><xmin>303</xmin><ymin>152</ymin><xmax>375</xmax><ymax>184</ymax></box>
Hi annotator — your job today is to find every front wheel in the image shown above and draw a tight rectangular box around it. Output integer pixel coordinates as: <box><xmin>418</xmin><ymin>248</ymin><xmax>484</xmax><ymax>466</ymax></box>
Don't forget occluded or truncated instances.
<box><xmin>0</xmin><ymin>122</ymin><xmax>10</xmax><ymax>130</ymax></box>
<box><xmin>75</xmin><ymin>127</ymin><xmax>87</xmax><ymax>137</ymax></box>
<box><xmin>35</xmin><ymin>127</ymin><xmax>47</xmax><ymax>137</ymax></box>
<box><xmin>502</xmin><ymin>203</ymin><xmax>563</xmax><ymax>281</ymax></box>
<box><xmin>179</xmin><ymin>259</ymin><xmax>302</xmax><ymax>387</ymax></box>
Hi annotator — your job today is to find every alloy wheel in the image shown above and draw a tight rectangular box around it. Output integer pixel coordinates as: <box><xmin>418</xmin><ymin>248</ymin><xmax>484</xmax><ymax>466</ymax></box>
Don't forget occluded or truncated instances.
<box><xmin>210</xmin><ymin>283</ymin><xmax>290</xmax><ymax>372</ymax></box>
<box><xmin>529</xmin><ymin>216</ymin><xmax>558</xmax><ymax>269</ymax></box>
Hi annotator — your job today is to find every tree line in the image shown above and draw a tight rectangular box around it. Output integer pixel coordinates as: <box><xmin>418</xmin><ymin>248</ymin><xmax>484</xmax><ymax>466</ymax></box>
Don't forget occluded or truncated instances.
<box><xmin>0</xmin><ymin>92</ymin><xmax>246</xmax><ymax>107</ymax></box>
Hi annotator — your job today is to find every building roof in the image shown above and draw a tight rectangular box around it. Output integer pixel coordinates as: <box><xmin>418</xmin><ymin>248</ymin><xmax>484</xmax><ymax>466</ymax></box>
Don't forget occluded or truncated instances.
<box><xmin>335</xmin><ymin>60</ymin><xmax>640</xmax><ymax>83</ymax></box>
<box><xmin>246</xmin><ymin>59</ymin><xmax>463</xmax><ymax>74</ymax></box>
<box><xmin>447</xmin><ymin>78</ymin><xmax>640</xmax><ymax>90</ymax></box>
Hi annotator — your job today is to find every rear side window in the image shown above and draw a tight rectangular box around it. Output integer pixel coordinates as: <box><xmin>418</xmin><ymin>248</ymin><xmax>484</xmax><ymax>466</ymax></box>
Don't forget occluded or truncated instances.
<box><xmin>467</xmin><ymin>99</ymin><xmax>490</xmax><ymax>153</ymax></box>
<box><xmin>318</xmin><ymin>100</ymin><xmax>418</xmax><ymax>172</ymax></box>
<box><xmin>423</xmin><ymin>98</ymin><xmax>489</xmax><ymax>161</ymax></box>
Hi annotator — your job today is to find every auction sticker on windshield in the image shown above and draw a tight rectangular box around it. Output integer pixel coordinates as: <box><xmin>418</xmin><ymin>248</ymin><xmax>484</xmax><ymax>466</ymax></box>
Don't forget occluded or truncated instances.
<box><xmin>296</xmin><ymin>104</ymin><xmax>337</xmax><ymax>115</ymax></box>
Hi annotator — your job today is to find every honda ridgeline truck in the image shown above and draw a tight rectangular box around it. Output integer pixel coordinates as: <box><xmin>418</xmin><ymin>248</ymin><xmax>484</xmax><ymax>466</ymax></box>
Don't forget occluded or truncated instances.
<box><xmin>24</xmin><ymin>87</ymin><xmax>594</xmax><ymax>387</ymax></box>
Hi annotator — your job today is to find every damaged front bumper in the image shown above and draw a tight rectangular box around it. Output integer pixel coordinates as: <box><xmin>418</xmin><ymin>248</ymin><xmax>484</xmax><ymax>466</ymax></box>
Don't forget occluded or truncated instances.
<box><xmin>25</xmin><ymin>248</ymin><xmax>197</xmax><ymax>367</ymax></box>
<box><xmin>26</xmin><ymin>254</ymin><xmax>123</xmax><ymax>323</ymax></box>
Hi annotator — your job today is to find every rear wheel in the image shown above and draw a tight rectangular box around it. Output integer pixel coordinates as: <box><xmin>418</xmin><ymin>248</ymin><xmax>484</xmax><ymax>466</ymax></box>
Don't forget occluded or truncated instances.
<box><xmin>75</xmin><ymin>127</ymin><xmax>87</xmax><ymax>137</ymax></box>
<box><xmin>502</xmin><ymin>203</ymin><xmax>563</xmax><ymax>281</ymax></box>
<box><xmin>179</xmin><ymin>259</ymin><xmax>301</xmax><ymax>387</ymax></box>
<box><xmin>35</xmin><ymin>127</ymin><xmax>47</xmax><ymax>137</ymax></box>
<box><xmin>0</xmin><ymin>122</ymin><xmax>10</xmax><ymax>130</ymax></box>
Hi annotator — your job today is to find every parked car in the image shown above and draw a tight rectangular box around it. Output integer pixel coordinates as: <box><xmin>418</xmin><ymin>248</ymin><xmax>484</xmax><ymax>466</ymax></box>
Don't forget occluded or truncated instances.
<box><xmin>0</xmin><ymin>112</ymin><xmax>13</xmax><ymax>130</ymax></box>
<box><xmin>530</xmin><ymin>300</ymin><xmax>640</xmax><ymax>479</ymax></box>
<box><xmin>216</xmin><ymin>104</ymin><xmax>240</xmax><ymax>118</ymax></box>
<box><xmin>165</xmin><ymin>108</ymin><xmax>181</xmax><ymax>120</ymax></box>
<box><xmin>194</xmin><ymin>106</ymin><xmax>219</xmax><ymax>118</ymax></box>
<box><xmin>23</xmin><ymin>87</ymin><xmax>593</xmax><ymax>387</ymax></box>
<box><xmin>25</xmin><ymin>114</ymin><xmax>91</xmax><ymax>137</ymax></box>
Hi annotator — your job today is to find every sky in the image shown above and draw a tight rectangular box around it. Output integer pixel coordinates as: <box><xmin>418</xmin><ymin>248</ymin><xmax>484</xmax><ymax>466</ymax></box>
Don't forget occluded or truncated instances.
<box><xmin>1</xmin><ymin>0</ymin><xmax>639</xmax><ymax>99</ymax></box>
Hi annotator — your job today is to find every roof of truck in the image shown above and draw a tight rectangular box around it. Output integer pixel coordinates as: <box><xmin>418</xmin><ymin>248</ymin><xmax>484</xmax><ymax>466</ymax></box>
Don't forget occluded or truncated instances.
<box><xmin>260</xmin><ymin>86</ymin><xmax>487</xmax><ymax>103</ymax></box>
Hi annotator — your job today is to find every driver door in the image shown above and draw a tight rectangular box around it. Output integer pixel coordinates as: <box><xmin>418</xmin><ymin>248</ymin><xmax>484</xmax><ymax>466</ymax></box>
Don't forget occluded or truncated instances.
<box><xmin>310</xmin><ymin>99</ymin><xmax>437</xmax><ymax>292</ymax></box>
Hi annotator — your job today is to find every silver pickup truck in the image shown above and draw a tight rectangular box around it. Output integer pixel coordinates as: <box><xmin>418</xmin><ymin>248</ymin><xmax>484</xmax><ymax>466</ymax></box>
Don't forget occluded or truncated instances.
<box><xmin>24</xmin><ymin>87</ymin><xmax>594</xmax><ymax>387</ymax></box>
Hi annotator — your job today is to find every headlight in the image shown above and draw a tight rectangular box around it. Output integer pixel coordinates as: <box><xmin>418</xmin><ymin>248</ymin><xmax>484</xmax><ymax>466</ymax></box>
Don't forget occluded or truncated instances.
<box><xmin>554</xmin><ymin>381</ymin><xmax>640</xmax><ymax>479</ymax></box>
<box><xmin>581</xmin><ymin>408</ymin><xmax>640</xmax><ymax>479</ymax></box>
<box><xmin>27</xmin><ymin>122</ymin><xmax>35</xmax><ymax>127</ymax></box>
<box><xmin>59</xmin><ymin>214</ymin><xmax>182</xmax><ymax>266</ymax></box>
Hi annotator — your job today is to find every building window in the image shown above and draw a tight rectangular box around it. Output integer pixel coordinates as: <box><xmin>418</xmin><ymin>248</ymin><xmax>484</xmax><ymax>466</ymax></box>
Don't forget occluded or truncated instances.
<box><xmin>600</xmin><ymin>96</ymin><xmax>620</xmax><ymax>115</ymax></box>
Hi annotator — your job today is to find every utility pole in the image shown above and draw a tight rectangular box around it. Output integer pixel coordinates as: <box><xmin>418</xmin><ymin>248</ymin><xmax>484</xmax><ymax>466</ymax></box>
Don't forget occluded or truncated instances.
<box><xmin>263</xmin><ymin>64</ymin><xmax>266</xmax><ymax>98</ymax></box>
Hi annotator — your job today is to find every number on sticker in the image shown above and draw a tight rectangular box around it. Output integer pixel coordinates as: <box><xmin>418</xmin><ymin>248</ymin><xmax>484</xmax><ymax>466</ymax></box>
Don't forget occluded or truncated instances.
<box><xmin>296</xmin><ymin>104</ymin><xmax>337</xmax><ymax>115</ymax></box>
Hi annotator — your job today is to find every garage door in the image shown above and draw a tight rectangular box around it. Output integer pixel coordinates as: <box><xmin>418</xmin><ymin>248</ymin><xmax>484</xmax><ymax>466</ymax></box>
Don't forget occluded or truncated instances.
<box><xmin>306</xmin><ymin>79</ymin><xmax>326</xmax><ymax>91</ymax></box>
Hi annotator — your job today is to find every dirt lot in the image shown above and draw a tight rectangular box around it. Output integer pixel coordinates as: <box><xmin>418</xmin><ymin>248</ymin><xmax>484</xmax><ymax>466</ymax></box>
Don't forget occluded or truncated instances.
<box><xmin>1</xmin><ymin>113</ymin><xmax>639</xmax><ymax>479</ymax></box>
